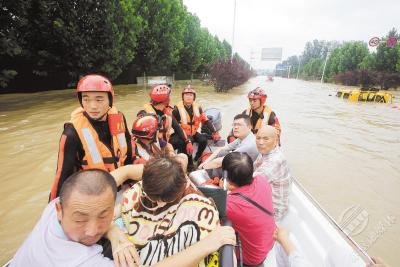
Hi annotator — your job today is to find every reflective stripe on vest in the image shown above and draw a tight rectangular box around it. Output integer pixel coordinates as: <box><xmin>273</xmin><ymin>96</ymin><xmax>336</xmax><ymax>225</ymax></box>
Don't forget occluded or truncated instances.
<box><xmin>133</xmin><ymin>139</ymin><xmax>161</xmax><ymax>161</ymax></box>
<box><xmin>81</xmin><ymin>128</ymin><xmax>103</xmax><ymax>164</ymax></box>
<box><xmin>70</xmin><ymin>106</ymin><xmax>128</xmax><ymax>171</ymax></box>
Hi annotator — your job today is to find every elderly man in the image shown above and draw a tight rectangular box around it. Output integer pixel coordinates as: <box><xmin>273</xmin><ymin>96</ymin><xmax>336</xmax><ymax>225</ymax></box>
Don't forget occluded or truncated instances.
<box><xmin>198</xmin><ymin>114</ymin><xmax>258</xmax><ymax>170</ymax></box>
<box><xmin>11</xmin><ymin>167</ymin><xmax>143</xmax><ymax>267</ymax></box>
<box><xmin>253</xmin><ymin>125</ymin><xmax>293</xmax><ymax>221</ymax></box>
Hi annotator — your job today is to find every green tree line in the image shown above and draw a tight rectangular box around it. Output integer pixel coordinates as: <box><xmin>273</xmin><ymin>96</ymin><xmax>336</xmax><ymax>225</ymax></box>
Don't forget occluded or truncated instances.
<box><xmin>1</xmin><ymin>0</ymin><xmax>235</xmax><ymax>91</ymax></box>
<box><xmin>276</xmin><ymin>28</ymin><xmax>400</xmax><ymax>89</ymax></box>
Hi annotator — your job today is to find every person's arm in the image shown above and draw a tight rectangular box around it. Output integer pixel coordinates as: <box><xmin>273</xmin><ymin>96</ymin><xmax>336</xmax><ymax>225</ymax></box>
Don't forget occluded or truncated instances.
<box><xmin>110</xmin><ymin>164</ymin><xmax>144</xmax><ymax>187</ymax></box>
<box><xmin>171</xmin><ymin>116</ymin><xmax>187</xmax><ymax>141</ymax></box>
<box><xmin>368</xmin><ymin>257</ymin><xmax>390</xmax><ymax>267</ymax></box>
<box><xmin>197</xmin><ymin>146</ymin><xmax>225</xmax><ymax>169</ymax></box>
<box><xmin>201</xmin><ymin>156</ymin><xmax>224</xmax><ymax>169</ymax></box>
<box><xmin>152</xmin><ymin>226</ymin><xmax>236</xmax><ymax>267</ymax></box>
<box><xmin>106</xmin><ymin>224</ymin><xmax>142</xmax><ymax>267</ymax></box>
<box><xmin>274</xmin><ymin>227</ymin><xmax>313</xmax><ymax>267</ymax></box>
<box><xmin>50</xmin><ymin>125</ymin><xmax>82</xmax><ymax>201</ymax></box>
<box><xmin>123</xmin><ymin>114</ymin><xmax>133</xmax><ymax>165</ymax></box>
<box><xmin>172</xmin><ymin>107</ymin><xmax>181</xmax><ymax>123</ymax></box>
<box><xmin>164</xmin><ymin>142</ymin><xmax>176</xmax><ymax>157</ymax></box>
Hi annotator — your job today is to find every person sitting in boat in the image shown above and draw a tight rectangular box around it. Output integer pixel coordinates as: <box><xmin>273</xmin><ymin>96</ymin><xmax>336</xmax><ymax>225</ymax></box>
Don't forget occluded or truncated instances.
<box><xmin>49</xmin><ymin>74</ymin><xmax>132</xmax><ymax>201</ymax></box>
<box><xmin>131</xmin><ymin>112</ymin><xmax>175</xmax><ymax>163</ymax></box>
<box><xmin>142</xmin><ymin>84</ymin><xmax>193</xmax><ymax>158</ymax></box>
<box><xmin>118</xmin><ymin>157</ymin><xmax>220</xmax><ymax>267</ymax></box>
<box><xmin>227</xmin><ymin>87</ymin><xmax>281</xmax><ymax>144</ymax></box>
<box><xmin>172</xmin><ymin>86</ymin><xmax>221</xmax><ymax>169</ymax></box>
<box><xmin>11</xmin><ymin>167</ymin><xmax>145</xmax><ymax>267</ymax></box>
<box><xmin>11</xmin><ymin>166</ymin><xmax>235</xmax><ymax>267</ymax></box>
<box><xmin>221</xmin><ymin>152</ymin><xmax>276</xmax><ymax>267</ymax></box>
<box><xmin>198</xmin><ymin>114</ymin><xmax>258</xmax><ymax>171</ymax></box>
<box><xmin>131</xmin><ymin>112</ymin><xmax>188</xmax><ymax>173</ymax></box>
<box><xmin>253</xmin><ymin>125</ymin><xmax>292</xmax><ymax>221</ymax></box>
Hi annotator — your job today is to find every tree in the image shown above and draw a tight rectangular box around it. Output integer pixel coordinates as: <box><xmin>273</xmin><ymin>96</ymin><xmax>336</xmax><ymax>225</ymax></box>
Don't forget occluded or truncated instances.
<box><xmin>132</xmin><ymin>0</ymin><xmax>186</xmax><ymax>74</ymax></box>
<box><xmin>325</xmin><ymin>41</ymin><xmax>369</xmax><ymax>80</ymax></box>
<box><xmin>1</xmin><ymin>0</ymin><xmax>142</xmax><ymax>90</ymax></box>
<box><xmin>176</xmin><ymin>12</ymin><xmax>203</xmax><ymax>74</ymax></box>
<box><xmin>375</xmin><ymin>28</ymin><xmax>400</xmax><ymax>72</ymax></box>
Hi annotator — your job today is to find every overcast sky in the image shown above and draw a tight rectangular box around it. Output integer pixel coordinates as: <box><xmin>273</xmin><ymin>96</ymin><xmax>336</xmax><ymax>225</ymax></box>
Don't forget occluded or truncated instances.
<box><xmin>183</xmin><ymin>0</ymin><xmax>400</xmax><ymax>69</ymax></box>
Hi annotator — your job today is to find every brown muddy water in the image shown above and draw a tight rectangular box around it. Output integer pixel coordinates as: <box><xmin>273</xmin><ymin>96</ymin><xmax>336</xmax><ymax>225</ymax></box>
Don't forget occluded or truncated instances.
<box><xmin>0</xmin><ymin>76</ymin><xmax>399</xmax><ymax>265</ymax></box>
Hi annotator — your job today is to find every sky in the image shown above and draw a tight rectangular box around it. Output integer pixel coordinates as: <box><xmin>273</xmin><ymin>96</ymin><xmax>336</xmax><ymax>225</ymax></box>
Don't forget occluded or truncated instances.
<box><xmin>183</xmin><ymin>0</ymin><xmax>400</xmax><ymax>69</ymax></box>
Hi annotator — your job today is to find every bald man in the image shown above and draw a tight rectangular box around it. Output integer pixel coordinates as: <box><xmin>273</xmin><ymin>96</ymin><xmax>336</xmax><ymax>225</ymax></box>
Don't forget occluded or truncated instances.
<box><xmin>253</xmin><ymin>125</ymin><xmax>293</xmax><ymax>221</ymax></box>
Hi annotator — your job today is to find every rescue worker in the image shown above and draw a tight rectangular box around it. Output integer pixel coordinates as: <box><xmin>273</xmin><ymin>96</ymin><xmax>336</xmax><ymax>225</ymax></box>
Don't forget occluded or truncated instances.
<box><xmin>49</xmin><ymin>74</ymin><xmax>132</xmax><ymax>201</ymax></box>
<box><xmin>142</xmin><ymin>84</ymin><xmax>193</xmax><ymax>158</ymax></box>
<box><xmin>227</xmin><ymin>87</ymin><xmax>281</xmax><ymax>144</ymax></box>
<box><xmin>172</xmin><ymin>86</ymin><xmax>220</xmax><ymax>167</ymax></box>
<box><xmin>131</xmin><ymin>113</ymin><xmax>175</xmax><ymax>163</ymax></box>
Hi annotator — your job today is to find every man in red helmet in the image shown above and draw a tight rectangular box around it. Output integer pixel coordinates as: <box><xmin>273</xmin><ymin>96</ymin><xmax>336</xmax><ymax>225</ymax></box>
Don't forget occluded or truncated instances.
<box><xmin>49</xmin><ymin>74</ymin><xmax>132</xmax><ymax>201</ymax></box>
<box><xmin>130</xmin><ymin>113</ymin><xmax>188</xmax><ymax>171</ymax></box>
<box><xmin>142</xmin><ymin>84</ymin><xmax>193</xmax><ymax>160</ymax></box>
<box><xmin>228</xmin><ymin>87</ymin><xmax>281</xmax><ymax>144</ymax></box>
<box><xmin>131</xmin><ymin>113</ymin><xmax>175</xmax><ymax>162</ymax></box>
<box><xmin>172</xmin><ymin>86</ymin><xmax>221</xmax><ymax>168</ymax></box>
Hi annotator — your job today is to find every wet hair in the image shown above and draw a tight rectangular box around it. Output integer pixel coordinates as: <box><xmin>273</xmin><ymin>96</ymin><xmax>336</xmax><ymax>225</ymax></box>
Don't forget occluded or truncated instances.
<box><xmin>59</xmin><ymin>169</ymin><xmax>117</xmax><ymax>208</ymax></box>
<box><xmin>222</xmin><ymin>152</ymin><xmax>254</xmax><ymax>187</ymax></box>
<box><xmin>142</xmin><ymin>157</ymin><xmax>186</xmax><ymax>202</ymax></box>
<box><xmin>233</xmin><ymin>114</ymin><xmax>251</xmax><ymax>127</ymax></box>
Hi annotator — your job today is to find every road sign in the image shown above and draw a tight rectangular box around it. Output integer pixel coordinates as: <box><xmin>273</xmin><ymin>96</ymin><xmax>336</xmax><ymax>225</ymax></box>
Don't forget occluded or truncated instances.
<box><xmin>261</xmin><ymin>48</ymin><xmax>283</xmax><ymax>61</ymax></box>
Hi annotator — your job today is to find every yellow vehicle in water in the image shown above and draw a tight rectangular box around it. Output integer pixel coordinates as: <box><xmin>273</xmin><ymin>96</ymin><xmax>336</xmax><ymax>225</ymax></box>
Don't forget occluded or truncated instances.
<box><xmin>336</xmin><ymin>89</ymin><xmax>393</xmax><ymax>103</ymax></box>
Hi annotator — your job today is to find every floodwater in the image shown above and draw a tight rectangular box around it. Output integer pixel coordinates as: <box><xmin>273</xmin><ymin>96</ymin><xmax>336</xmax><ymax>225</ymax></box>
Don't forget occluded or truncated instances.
<box><xmin>0</xmin><ymin>76</ymin><xmax>399</xmax><ymax>265</ymax></box>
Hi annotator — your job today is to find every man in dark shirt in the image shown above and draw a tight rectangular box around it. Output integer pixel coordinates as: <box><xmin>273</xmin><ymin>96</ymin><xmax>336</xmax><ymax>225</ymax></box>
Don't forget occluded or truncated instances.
<box><xmin>142</xmin><ymin>84</ymin><xmax>193</xmax><ymax>160</ymax></box>
<box><xmin>172</xmin><ymin>86</ymin><xmax>220</xmax><ymax>168</ymax></box>
<box><xmin>49</xmin><ymin>74</ymin><xmax>132</xmax><ymax>200</ymax></box>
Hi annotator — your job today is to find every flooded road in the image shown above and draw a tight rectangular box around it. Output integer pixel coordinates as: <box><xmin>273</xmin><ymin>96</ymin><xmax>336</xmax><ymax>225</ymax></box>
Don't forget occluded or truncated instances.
<box><xmin>1</xmin><ymin>77</ymin><xmax>399</xmax><ymax>265</ymax></box>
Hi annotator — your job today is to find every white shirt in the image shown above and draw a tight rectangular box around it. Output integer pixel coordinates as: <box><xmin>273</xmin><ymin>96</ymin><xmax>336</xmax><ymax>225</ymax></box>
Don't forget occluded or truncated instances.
<box><xmin>226</xmin><ymin>132</ymin><xmax>259</xmax><ymax>161</ymax></box>
<box><xmin>10</xmin><ymin>199</ymin><xmax>113</xmax><ymax>267</ymax></box>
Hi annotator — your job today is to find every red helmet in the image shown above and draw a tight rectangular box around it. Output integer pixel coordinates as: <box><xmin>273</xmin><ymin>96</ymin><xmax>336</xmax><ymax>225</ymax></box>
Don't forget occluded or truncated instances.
<box><xmin>248</xmin><ymin>87</ymin><xmax>267</xmax><ymax>105</ymax></box>
<box><xmin>131</xmin><ymin>114</ymin><xmax>159</xmax><ymax>140</ymax></box>
<box><xmin>150</xmin><ymin>84</ymin><xmax>171</xmax><ymax>104</ymax></box>
<box><xmin>182</xmin><ymin>86</ymin><xmax>196</xmax><ymax>100</ymax></box>
<box><xmin>77</xmin><ymin>74</ymin><xmax>114</xmax><ymax>106</ymax></box>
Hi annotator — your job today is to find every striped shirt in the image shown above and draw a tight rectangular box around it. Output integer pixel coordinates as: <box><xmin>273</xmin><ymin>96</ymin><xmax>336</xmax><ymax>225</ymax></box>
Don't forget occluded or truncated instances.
<box><xmin>253</xmin><ymin>147</ymin><xmax>292</xmax><ymax>220</ymax></box>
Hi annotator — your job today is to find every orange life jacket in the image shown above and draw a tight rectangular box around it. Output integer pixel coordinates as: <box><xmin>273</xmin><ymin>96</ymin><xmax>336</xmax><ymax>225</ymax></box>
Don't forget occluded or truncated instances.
<box><xmin>245</xmin><ymin>105</ymin><xmax>282</xmax><ymax>144</ymax></box>
<box><xmin>70</xmin><ymin>106</ymin><xmax>128</xmax><ymax>172</ymax></box>
<box><xmin>131</xmin><ymin>138</ymin><xmax>162</xmax><ymax>161</ymax></box>
<box><xmin>245</xmin><ymin>105</ymin><xmax>273</xmax><ymax>133</ymax></box>
<box><xmin>143</xmin><ymin>103</ymin><xmax>172</xmax><ymax>141</ymax></box>
<box><xmin>176</xmin><ymin>101</ymin><xmax>205</xmax><ymax>136</ymax></box>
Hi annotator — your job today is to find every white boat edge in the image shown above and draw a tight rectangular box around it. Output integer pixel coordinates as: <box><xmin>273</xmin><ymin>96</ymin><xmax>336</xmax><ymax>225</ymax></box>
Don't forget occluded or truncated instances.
<box><xmin>276</xmin><ymin>177</ymin><xmax>373</xmax><ymax>266</ymax></box>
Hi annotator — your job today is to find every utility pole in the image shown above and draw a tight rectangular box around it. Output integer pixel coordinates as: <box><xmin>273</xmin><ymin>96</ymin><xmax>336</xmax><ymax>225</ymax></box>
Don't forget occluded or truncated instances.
<box><xmin>231</xmin><ymin>0</ymin><xmax>237</xmax><ymax>60</ymax></box>
<box><xmin>250</xmin><ymin>49</ymin><xmax>256</xmax><ymax>70</ymax></box>
<box><xmin>321</xmin><ymin>51</ymin><xmax>330</xmax><ymax>83</ymax></box>
<box><xmin>296</xmin><ymin>56</ymin><xmax>301</xmax><ymax>79</ymax></box>
<box><xmin>287</xmin><ymin>65</ymin><xmax>292</xmax><ymax>78</ymax></box>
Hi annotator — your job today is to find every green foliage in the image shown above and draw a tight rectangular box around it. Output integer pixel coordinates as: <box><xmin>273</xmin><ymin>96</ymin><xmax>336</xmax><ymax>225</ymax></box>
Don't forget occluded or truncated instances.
<box><xmin>1</xmin><ymin>0</ymin><xmax>142</xmax><ymax>89</ymax></box>
<box><xmin>375</xmin><ymin>28</ymin><xmax>399</xmax><ymax>72</ymax></box>
<box><xmin>325</xmin><ymin>41</ymin><xmax>369</xmax><ymax>80</ymax></box>
<box><xmin>1</xmin><ymin>0</ymin><xmax>240</xmax><ymax>91</ymax></box>
<box><xmin>278</xmin><ymin>28</ymin><xmax>400</xmax><ymax>84</ymax></box>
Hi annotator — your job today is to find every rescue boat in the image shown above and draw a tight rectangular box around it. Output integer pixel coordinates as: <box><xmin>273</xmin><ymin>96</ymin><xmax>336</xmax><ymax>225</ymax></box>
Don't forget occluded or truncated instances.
<box><xmin>336</xmin><ymin>89</ymin><xmax>393</xmax><ymax>103</ymax></box>
<box><xmin>3</xmin><ymin>108</ymin><xmax>374</xmax><ymax>267</ymax></box>
<box><xmin>189</xmin><ymin>168</ymin><xmax>373</xmax><ymax>267</ymax></box>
